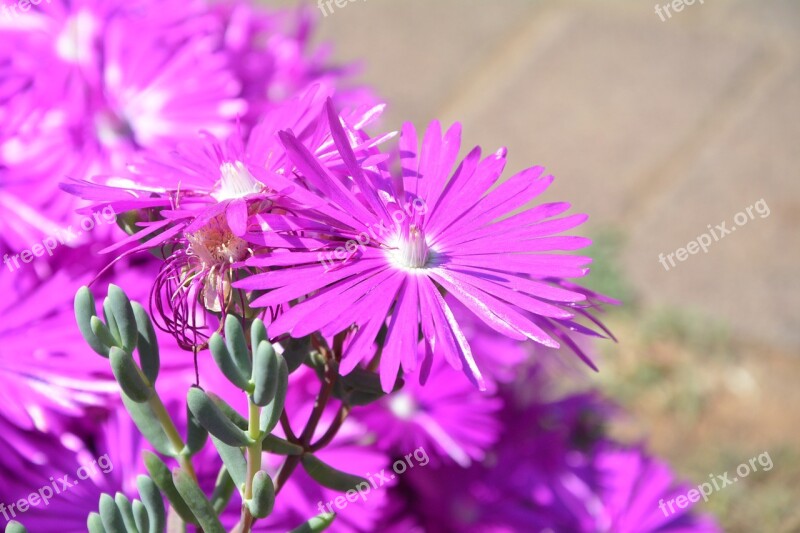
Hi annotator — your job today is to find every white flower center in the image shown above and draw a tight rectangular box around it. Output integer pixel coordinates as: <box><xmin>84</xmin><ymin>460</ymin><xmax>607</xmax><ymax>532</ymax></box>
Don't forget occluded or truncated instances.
<box><xmin>388</xmin><ymin>392</ymin><xmax>418</xmax><ymax>420</ymax></box>
<box><xmin>395</xmin><ymin>225</ymin><xmax>430</xmax><ymax>269</ymax></box>
<box><xmin>213</xmin><ymin>161</ymin><xmax>263</xmax><ymax>201</ymax></box>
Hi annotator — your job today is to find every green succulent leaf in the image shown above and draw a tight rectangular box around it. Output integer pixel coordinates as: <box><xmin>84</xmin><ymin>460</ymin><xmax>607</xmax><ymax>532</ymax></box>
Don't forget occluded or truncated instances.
<box><xmin>259</xmin><ymin>355</ymin><xmax>288</xmax><ymax>434</ymax></box>
<box><xmin>184</xmin><ymin>404</ymin><xmax>209</xmax><ymax>456</ymax></box>
<box><xmin>132</xmin><ymin>500</ymin><xmax>149</xmax><ymax>533</ymax></box>
<box><xmin>288</xmin><ymin>512</ymin><xmax>336</xmax><ymax>533</ymax></box>
<box><xmin>87</xmin><ymin>512</ymin><xmax>107</xmax><ymax>533</ymax></box>
<box><xmin>250</xmin><ymin>319</ymin><xmax>267</xmax><ymax>352</ymax></box>
<box><xmin>261</xmin><ymin>434</ymin><xmax>303</xmax><ymax>455</ymax></box>
<box><xmin>210</xmin><ymin>467</ymin><xmax>236</xmax><ymax>515</ymax></box>
<box><xmin>300</xmin><ymin>455</ymin><xmax>367</xmax><ymax>492</ymax></box>
<box><xmin>142</xmin><ymin>452</ymin><xmax>198</xmax><ymax>525</ymax></box>
<box><xmin>172</xmin><ymin>469</ymin><xmax>225</xmax><ymax>533</ymax></box>
<box><xmin>5</xmin><ymin>521</ymin><xmax>29</xmax><ymax>533</ymax></box>
<box><xmin>122</xmin><ymin>395</ymin><xmax>174</xmax><ymax>456</ymax></box>
<box><xmin>90</xmin><ymin>316</ymin><xmax>120</xmax><ymax>351</ymax></box>
<box><xmin>210</xmin><ymin>436</ymin><xmax>248</xmax><ymax>490</ymax></box>
<box><xmin>107</xmin><ymin>284</ymin><xmax>138</xmax><ymax>352</ymax></box>
<box><xmin>209</xmin><ymin>332</ymin><xmax>250</xmax><ymax>391</ymax></box>
<box><xmin>102</xmin><ymin>298</ymin><xmax>122</xmax><ymax>346</ymax></box>
<box><xmin>251</xmin><ymin>340</ymin><xmax>278</xmax><ymax>406</ymax></box>
<box><xmin>110</xmin><ymin>347</ymin><xmax>152</xmax><ymax>403</ymax></box>
<box><xmin>187</xmin><ymin>388</ymin><xmax>253</xmax><ymax>447</ymax></box>
<box><xmin>225</xmin><ymin>314</ymin><xmax>252</xmax><ymax>377</ymax></box>
<box><xmin>99</xmin><ymin>493</ymin><xmax>126</xmax><ymax>533</ymax></box>
<box><xmin>248</xmin><ymin>471</ymin><xmax>275</xmax><ymax>519</ymax></box>
<box><xmin>75</xmin><ymin>287</ymin><xmax>110</xmax><ymax>357</ymax></box>
<box><xmin>136</xmin><ymin>475</ymin><xmax>165</xmax><ymax>533</ymax></box>
<box><xmin>114</xmin><ymin>492</ymin><xmax>137</xmax><ymax>533</ymax></box>
<box><xmin>207</xmin><ymin>392</ymin><xmax>248</xmax><ymax>431</ymax></box>
<box><xmin>132</xmin><ymin>302</ymin><xmax>160</xmax><ymax>384</ymax></box>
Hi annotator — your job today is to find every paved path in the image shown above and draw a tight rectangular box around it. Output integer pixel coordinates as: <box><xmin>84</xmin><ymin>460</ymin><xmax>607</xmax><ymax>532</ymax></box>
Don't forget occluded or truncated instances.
<box><xmin>310</xmin><ymin>0</ymin><xmax>800</xmax><ymax>351</ymax></box>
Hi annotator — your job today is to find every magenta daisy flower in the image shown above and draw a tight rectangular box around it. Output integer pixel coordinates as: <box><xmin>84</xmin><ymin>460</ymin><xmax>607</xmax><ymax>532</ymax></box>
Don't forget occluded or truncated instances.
<box><xmin>236</xmin><ymin>100</ymin><xmax>612</xmax><ymax>391</ymax></box>
<box><xmin>63</xmin><ymin>86</ymin><xmax>390</xmax><ymax>349</ymax></box>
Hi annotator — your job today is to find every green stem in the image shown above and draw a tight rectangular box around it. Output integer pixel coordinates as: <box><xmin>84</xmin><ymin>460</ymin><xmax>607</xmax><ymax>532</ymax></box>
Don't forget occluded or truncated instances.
<box><xmin>147</xmin><ymin>393</ymin><xmax>197</xmax><ymax>481</ymax></box>
<box><xmin>240</xmin><ymin>399</ymin><xmax>262</xmax><ymax>533</ymax></box>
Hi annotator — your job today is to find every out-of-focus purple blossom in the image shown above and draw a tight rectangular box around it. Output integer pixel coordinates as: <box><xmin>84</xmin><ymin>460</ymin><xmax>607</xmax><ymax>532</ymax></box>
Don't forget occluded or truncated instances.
<box><xmin>355</xmin><ymin>353</ymin><xmax>502</xmax><ymax>467</ymax></box>
<box><xmin>386</xmin><ymin>365</ymin><xmax>719</xmax><ymax>532</ymax></box>
<box><xmin>0</xmin><ymin>407</ymin><xmax>147</xmax><ymax>533</ymax></box>
<box><xmin>0</xmin><ymin>0</ymin><xmax>371</xmax><ymax>255</ymax></box>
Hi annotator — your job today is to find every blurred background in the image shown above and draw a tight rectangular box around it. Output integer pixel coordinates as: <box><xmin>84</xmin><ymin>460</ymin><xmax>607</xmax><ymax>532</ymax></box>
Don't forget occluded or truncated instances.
<box><xmin>279</xmin><ymin>0</ymin><xmax>799</xmax><ymax>530</ymax></box>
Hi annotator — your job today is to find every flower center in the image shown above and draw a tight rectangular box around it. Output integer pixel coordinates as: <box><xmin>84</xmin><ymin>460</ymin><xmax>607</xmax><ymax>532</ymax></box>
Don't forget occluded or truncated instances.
<box><xmin>186</xmin><ymin>215</ymin><xmax>249</xmax><ymax>266</ymax></box>
<box><xmin>213</xmin><ymin>161</ymin><xmax>263</xmax><ymax>201</ymax></box>
<box><xmin>388</xmin><ymin>392</ymin><xmax>418</xmax><ymax>420</ymax></box>
<box><xmin>397</xmin><ymin>225</ymin><xmax>430</xmax><ymax>269</ymax></box>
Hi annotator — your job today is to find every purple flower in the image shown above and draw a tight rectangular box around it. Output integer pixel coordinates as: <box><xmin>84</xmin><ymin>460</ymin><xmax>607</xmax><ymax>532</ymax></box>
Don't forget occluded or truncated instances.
<box><xmin>385</xmin><ymin>363</ymin><xmax>719</xmax><ymax>532</ymax></box>
<box><xmin>587</xmin><ymin>445</ymin><xmax>722</xmax><ymax>533</ymax></box>
<box><xmin>356</xmin><ymin>354</ymin><xmax>502</xmax><ymax>467</ymax></box>
<box><xmin>0</xmin><ymin>407</ymin><xmax>147</xmax><ymax>532</ymax></box>
<box><xmin>236</xmin><ymin>100</ymin><xmax>612</xmax><ymax>391</ymax></box>
<box><xmin>63</xmin><ymin>86</ymin><xmax>387</xmax><ymax>348</ymax></box>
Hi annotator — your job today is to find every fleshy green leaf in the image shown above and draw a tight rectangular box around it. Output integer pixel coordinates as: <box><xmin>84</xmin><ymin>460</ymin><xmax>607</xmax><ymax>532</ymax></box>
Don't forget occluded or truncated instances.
<box><xmin>75</xmin><ymin>287</ymin><xmax>110</xmax><ymax>357</ymax></box>
<box><xmin>250</xmin><ymin>319</ymin><xmax>267</xmax><ymax>352</ymax></box>
<box><xmin>132</xmin><ymin>500</ymin><xmax>149</xmax><ymax>533</ymax></box>
<box><xmin>172</xmin><ymin>469</ymin><xmax>225</xmax><ymax>533</ymax></box>
<box><xmin>184</xmin><ymin>404</ymin><xmax>208</xmax><ymax>456</ymax></box>
<box><xmin>259</xmin><ymin>355</ymin><xmax>288</xmax><ymax>433</ymax></box>
<box><xmin>210</xmin><ymin>436</ymin><xmax>248</xmax><ymax>490</ymax></box>
<box><xmin>288</xmin><ymin>512</ymin><xmax>336</xmax><ymax>533</ymax></box>
<box><xmin>136</xmin><ymin>475</ymin><xmax>165</xmax><ymax>533</ymax></box>
<box><xmin>132</xmin><ymin>302</ymin><xmax>160</xmax><ymax>384</ymax></box>
<box><xmin>207</xmin><ymin>392</ymin><xmax>248</xmax><ymax>431</ymax></box>
<box><xmin>122</xmin><ymin>395</ymin><xmax>174</xmax><ymax>456</ymax></box>
<box><xmin>142</xmin><ymin>452</ymin><xmax>198</xmax><ymax>525</ymax></box>
<box><xmin>187</xmin><ymin>388</ymin><xmax>253</xmax><ymax>447</ymax></box>
<box><xmin>5</xmin><ymin>521</ymin><xmax>29</xmax><ymax>533</ymax></box>
<box><xmin>210</xmin><ymin>467</ymin><xmax>236</xmax><ymax>515</ymax></box>
<box><xmin>114</xmin><ymin>493</ymin><xmax>137</xmax><ymax>533</ymax></box>
<box><xmin>251</xmin><ymin>340</ymin><xmax>278</xmax><ymax>406</ymax></box>
<box><xmin>209</xmin><ymin>332</ymin><xmax>250</xmax><ymax>390</ymax></box>
<box><xmin>103</xmin><ymin>298</ymin><xmax>122</xmax><ymax>346</ymax></box>
<box><xmin>110</xmin><ymin>347</ymin><xmax>152</xmax><ymax>403</ymax></box>
<box><xmin>87</xmin><ymin>513</ymin><xmax>106</xmax><ymax>533</ymax></box>
<box><xmin>107</xmin><ymin>284</ymin><xmax>138</xmax><ymax>352</ymax></box>
<box><xmin>300</xmin><ymin>455</ymin><xmax>367</xmax><ymax>492</ymax></box>
<box><xmin>248</xmin><ymin>471</ymin><xmax>275</xmax><ymax>519</ymax></box>
<box><xmin>99</xmin><ymin>493</ymin><xmax>126</xmax><ymax>533</ymax></box>
<box><xmin>91</xmin><ymin>316</ymin><xmax>120</xmax><ymax>351</ymax></box>
<box><xmin>225</xmin><ymin>314</ymin><xmax>252</xmax><ymax>377</ymax></box>
<box><xmin>261</xmin><ymin>434</ymin><xmax>303</xmax><ymax>455</ymax></box>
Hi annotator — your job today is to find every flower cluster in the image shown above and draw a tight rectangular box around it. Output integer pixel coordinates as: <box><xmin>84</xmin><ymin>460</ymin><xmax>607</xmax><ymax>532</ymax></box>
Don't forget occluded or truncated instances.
<box><xmin>0</xmin><ymin>1</ymin><xmax>719</xmax><ymax>532</ymax></box>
